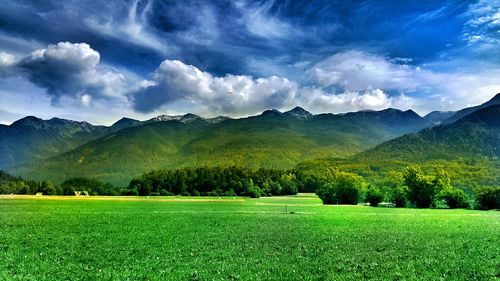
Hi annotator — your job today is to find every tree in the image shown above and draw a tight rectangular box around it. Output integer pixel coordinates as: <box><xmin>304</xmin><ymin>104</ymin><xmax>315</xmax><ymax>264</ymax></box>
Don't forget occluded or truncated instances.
<box><xmin>40</xmin><ymin>180</ymin><xmax>56</xmax><ymax>195</ymax></box>
<box><xmin>438</xmin><ymin>189</ymin><xmax>469</xmax><ymax>209</ymax></box>
<box><xmin>389</xmin><ymin>185</ymin><xmax>408</xmax><ymax>207</ymax></box>
<box><xmin>316</xmin><ymin>169</ymin><xmax>365</xmax><ymax>205</ymax></box>
<box><xmin>432</xmin><ymin>166</ymin><xmax>452</xmax><ymax>190</ymax></box>
<box><xmin>365</xmin><ymin>185</ymin><xmax>384</xmax><ymax>207</ymax></box>
<box><xmin>403</xmin><ymin>165</ymin><xmax>436</xmax><ymax>208</ymax></box>
<box><xmin>280</xmin><ymin>173</ymin><xmax>298</xmax><ymax>195</ymax></box>
<box><xmin>474</xmin><ymin>186</ymin><xmax>500</xmax><ymax>210</ymax></box>
<box><xmin>245</xmin><ymin>179</ymin><xmax>261</xmax><ymax>198</ymax></box>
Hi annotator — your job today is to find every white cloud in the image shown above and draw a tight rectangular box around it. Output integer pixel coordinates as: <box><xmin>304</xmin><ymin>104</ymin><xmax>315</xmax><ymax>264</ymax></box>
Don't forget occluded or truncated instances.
<box><xmin>309</xmin><ymin>51</ymin><xmax>423</xmax><ymax>91</ymax></box>
<box><xmin>462</xmin><ymin>0</ymin><xmax>500</xmax><ymax>46</ymax></box>
<box><xmin>131</xmin><ymin>58</ymin><xmax>418</xmax><ymax>116</ymax></box>
<box><xmin>235</xmin><ymin>0</ymin><xmax>298</xmax><ymax>39</ymax></box>
<box><xmin>0</xmin><ymin>52</ymin><xmax>15</xmax><ymax>66</ymax></box>
<box><xmin>299</xmin><ymin>88</ymin><xmax>414</xmax><ymax>113</ymax></box>
<box><xmin>0</xmin><ymin>51</ymin><xmax>16</xmax><ymax>75</ymax></box>
<box><xmin>9</xmin><ymin>42</ymin><xmax>128</xmax><ymax>106</ymax></box>
<box><xmin>178</xmin><ymin>5</ymin><xmax>220</xmax><ymax>45</ymax></box>
<box><xmin>131</xmin><ymin>59</ymin><xmax>298</xmax><ymax>116</ymax></box>
<box><xmin>84</xmin><ymin>0</ymin><xmax>171</xmax><ymax>55</ymax></box>
<box><xmin>308</xmin><ymin>50</ymin><xmax>500</xmax><ymax>114</ymax></box>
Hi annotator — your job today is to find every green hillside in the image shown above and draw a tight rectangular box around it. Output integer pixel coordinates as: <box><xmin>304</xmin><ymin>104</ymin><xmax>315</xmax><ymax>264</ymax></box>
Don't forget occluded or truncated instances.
<box><xmin>298</xmin><ymin>105</ymin><xmax>500</xmax><ymax>190</ymax></box>
<box><xmin>357</xmin><ymin>104</ymin><xmax>499</xmax><ymax>161</ymax></box>
<box><xmin>12</xmin><ymin>108</ymin><xmax>430</xmax><ymax>185</ymax></box>
<box><xmin>0</xmin><ymin>117</ymin><xmax>108</xmax><ymax>170</ymax></box>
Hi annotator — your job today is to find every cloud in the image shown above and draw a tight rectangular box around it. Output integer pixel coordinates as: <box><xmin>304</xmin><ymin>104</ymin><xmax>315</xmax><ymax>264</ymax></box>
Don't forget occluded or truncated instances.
<box><xmin>308</xmin><ymin>50</ymin><xmax>500</xmax><ymax>113</ymax></box>
<box><xmin>7</xmin><ymin>42</ymin><xmax>127</xmax><ymax>106</ymax></box>
<box><xmin>0</xmin><ymin>51</ymin><xmax>16</xmax><ymax>74</ymax></box>
<box><xmin>235</xmin><ymin>0</ymin><xmax>298</xmax><ymax>39</ymax></box>
<box><xmin>84</xmin><ymin>0</ymin><xmax>171</xmax><ymax>56</ymax></box>
<box><xmin>130</xmin><ymin>58</ymin><xmax>418</xmax><ymax>116</ymax></box>
<box><xmin>131</xmin><ymin>59</ymin><xmax>298</xmax><ymax>115</ymax></box>
<box><xmin>463</xmin><ymin>0</ymin><xmax>500</xmax><ymax>45</ymax></box>
<box><xmin>299</xmin><ymin>88</ymin><xmax>414</xmax><ymax>113</ymax></box>
<box><xmin>309</xmin><ymin>51</ymin><xmax>423</xmax><ymax>91</ymax></box>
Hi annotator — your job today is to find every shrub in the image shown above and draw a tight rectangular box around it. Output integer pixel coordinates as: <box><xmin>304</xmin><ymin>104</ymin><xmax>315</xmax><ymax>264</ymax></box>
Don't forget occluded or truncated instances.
<box><xmin>223</xmin><ymin>188</ymin><xmax>236</xmax><ymax>196</ymax></box>
<box><xmin>316</xmin><ymin>170</ymin><xmax>365</xmax><ymax>205</ymax></box>
<box><xmin>439</xmin><ymin>189</ymin><xmax>469</xmax><ymax>209</ymax></box>
<box><xmin>389</xmin><ymin>185</ymin><xmax>408</xmax><ymax>207</ymax></box>
<box><xmin>121</xmin><ymin>189</ymin><xmax>138</xmax><ymax>196</ymax></box>
<box><xmin>159</xmin><ymin>189</ymin><xmax>173</xmax><ymax>196</ymax></box>
<box><xmin>474</xmin><ymin>186</ymin><xmax>500</xmax><ymax>210</ymax></box>
<box><xmin>366</xmin><ymin>185</ymin><xmax>384</xmax><ymax>207</ymax></box>
<box><xmin>247</xmin><ymin>186</ymin><xmax>261</xmax><ymax>198</ymax></box>
<box><xmin>181</xmin><ymin>191</ymin><xmax>191</xmax><ymax>196</ymax></box>
<box><xmin>244</xmin><ymin>179</ymin><xmax>261</xmax><ymax>198</ymax></box>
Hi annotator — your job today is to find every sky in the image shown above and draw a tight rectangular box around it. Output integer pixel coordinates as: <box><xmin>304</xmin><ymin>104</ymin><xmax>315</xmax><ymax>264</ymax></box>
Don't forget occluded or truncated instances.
<box><xmin>0</xmin><ymin>0</ymin><xmax>499</xmax><ymax>125</ymax></box>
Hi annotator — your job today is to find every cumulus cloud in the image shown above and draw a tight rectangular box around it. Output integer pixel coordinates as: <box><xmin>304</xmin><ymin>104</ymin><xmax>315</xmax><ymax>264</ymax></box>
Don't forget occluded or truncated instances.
<box><xmin>7</xmin><ymin>42</ymin><xmax>127</xmax><ymax>106</ymax></box>
<box><xmin>130</xmin><ymin>58</ymin><xmax>417</xmax><ymax>116</ymax></box>
<box><xmin>307</xmin><ymin>50</ymin><xmax>500</xmax><ymax>113</ymax></box>
<box><xmin>309</xmin><ymin>51</ymin><xmax>424</xmax><ymax>91</ymax></box>
<box><xmin>300</xmin><ymin>88</ymin><xmax>414</xmax><ymax>113</ymax></box>
<box><xmin>131</xmin><ymin>59</ymin><xmax>298</xmax><ymax>115</ymax></box>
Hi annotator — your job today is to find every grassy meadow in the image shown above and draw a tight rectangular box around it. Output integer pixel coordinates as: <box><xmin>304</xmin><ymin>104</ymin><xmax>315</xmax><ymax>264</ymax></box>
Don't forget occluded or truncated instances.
<box><xmin>0</xmin><ymin>194</ymin><xmax>498</xmax><ymax>280</ymax></box>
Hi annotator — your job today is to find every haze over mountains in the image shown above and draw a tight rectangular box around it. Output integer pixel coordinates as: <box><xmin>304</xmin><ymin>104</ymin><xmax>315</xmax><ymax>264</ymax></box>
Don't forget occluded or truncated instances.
<box><xmin>2</xmin><ymin>94</ymin><xmax>499</xmax><ymax>185</ymax></box>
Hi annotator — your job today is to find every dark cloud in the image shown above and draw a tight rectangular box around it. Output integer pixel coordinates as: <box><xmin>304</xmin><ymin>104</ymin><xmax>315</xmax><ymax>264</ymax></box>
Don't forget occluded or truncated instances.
<box><xmin>10</xmin><ymin>42</ymin><xmax>126</xmax><ymax>105</ymax></box>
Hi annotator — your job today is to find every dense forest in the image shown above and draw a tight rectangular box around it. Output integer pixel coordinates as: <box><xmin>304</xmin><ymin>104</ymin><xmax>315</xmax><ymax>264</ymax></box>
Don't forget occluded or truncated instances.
<box><xmin>128</xmin><ymin>166</ymin><xmax>322</xmax><ymax>197</ymax></box>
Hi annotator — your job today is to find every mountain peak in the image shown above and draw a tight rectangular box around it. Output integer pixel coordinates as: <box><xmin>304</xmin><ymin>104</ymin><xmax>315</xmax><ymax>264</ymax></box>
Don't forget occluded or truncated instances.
<box><xmin>284</xmin><ymin>106</ymin><xmax>313</xmax><ymax>120</ymax></box>
<box><xmin>11</xmin><ymin>116</ymin><xmax>42</xmax><ymax>127</ymax></box>
<box><xmin>488</xmin><ymin>93</ymin><xmax>500</xmax><ymax>103</ymax></box>
<box><xmin>110</xmin><ymin>117</ymin><xmax>142</xmax><ymax>132</ymax></box>
<box><xmin>444</xmin><ymin>92</ymin><xmax>500</xmax><ymax>124</ymax></box>
<box><xmin>404</xmin><ymin>109</ymin><xmax>421</xmax><ymax>118</ymax></box>
<box><xmin>180</xmin><ymin>113</ymin><xmax>202</xmax><ymax>123</ymax></box>
<box><xmin>261</xmin><ymin>109</ymin><xmax>282</xmax><ymax>116</ymax></box>
<box><xmin>205</xmin><ymin>116</ymin><xmax>230</xmax><ymax>124</ymax></box>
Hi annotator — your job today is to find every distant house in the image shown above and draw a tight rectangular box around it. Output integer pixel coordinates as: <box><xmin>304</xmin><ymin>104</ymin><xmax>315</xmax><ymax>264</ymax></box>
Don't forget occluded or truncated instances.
<box><xmin>74</xmin><ymin>191</ymin><xmax>89</xmax><ymax>196</ymax></box>
<box><xmin>35</xmin><ymin>192</ymin><xmax>43</xmax><ymax>196</ymax></box>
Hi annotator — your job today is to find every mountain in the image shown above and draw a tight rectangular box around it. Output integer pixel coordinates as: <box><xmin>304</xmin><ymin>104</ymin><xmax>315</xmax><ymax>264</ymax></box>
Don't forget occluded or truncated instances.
<box><xmin>283</xmin><ymin>107</ymin><xmax>314</xmax><ymax>120</ymax></box>
<box><xmin>109</xmin><ymin>117</ymin><xmax>142</xmax><ymax>133</ymax></box>
<box><xmin>357</xmin><ymin>104</ymin><xmax>500</xmax><ymax>161</ymax></box>
<box><xmin>0</xmin><ymin>112</ymin><xmax>232</xmax><ymax>170</ymax></box>
<box><xmin>444</xmin><ymin>93</ymin><xmax>500</xmax><ymax>124</ymax></box>
<box><xmin>0</xmin><ymin>116</ymin><xmax>109</xmax><ymax>170</ymax></box>
<box><xmin>145</xmin><ymin>113</ymin><xmax>230</xmax><ymax>124</ymax></box>
<box><xmin>12</xmin><ymin>107</ymin><xmax>433</xmax><ymax>185</ymax></box>
<box><xmin>423</xmin><ymin>111</ymin><xmax>456</xmax><ymax>125</ymax></box>
<box><xmin>297</xmin><ymin>104</ymin><xmax>500</xmax><ymax>190</ymax></box>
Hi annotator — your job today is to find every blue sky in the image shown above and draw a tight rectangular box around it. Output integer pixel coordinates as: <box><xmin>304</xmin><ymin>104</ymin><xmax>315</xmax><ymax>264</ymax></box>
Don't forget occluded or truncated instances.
<box><xmin>0</xmin><ymin>0</ymin><xmax>499</xmax><ymax>125</ymax></box>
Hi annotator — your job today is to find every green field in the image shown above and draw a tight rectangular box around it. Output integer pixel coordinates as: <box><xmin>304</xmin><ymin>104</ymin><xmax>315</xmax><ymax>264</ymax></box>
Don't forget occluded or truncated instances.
<box><xmin>0</xmin><ymin>195</ymin><xmax>498</xmax><ymax>280</ymax></box>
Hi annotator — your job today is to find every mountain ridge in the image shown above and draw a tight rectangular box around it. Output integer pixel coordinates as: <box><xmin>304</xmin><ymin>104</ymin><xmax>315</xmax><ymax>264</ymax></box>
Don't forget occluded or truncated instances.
<box><xmin>444</xmin><ymin>93</ymin><xmax>500</xmax><ymax>124</ymax></box>
<box><xmin>10</xmin><ymin>106</ymin><xmax>436</xmax><ymax>185</ymax></box>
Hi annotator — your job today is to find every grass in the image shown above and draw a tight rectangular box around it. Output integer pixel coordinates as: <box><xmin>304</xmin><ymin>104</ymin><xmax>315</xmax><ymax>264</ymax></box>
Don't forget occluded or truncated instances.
<box><xmin>0</xmin><ymin>195</ymin><xmax>498</xmax><ymax>280</ymax></box>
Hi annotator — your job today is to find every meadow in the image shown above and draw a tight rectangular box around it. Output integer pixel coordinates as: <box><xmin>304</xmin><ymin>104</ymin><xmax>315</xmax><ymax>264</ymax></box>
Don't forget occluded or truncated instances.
<box><xmin>0</xmin><ymin>194</ymin><xmax>498</xmax><ymax>280</ymax></box>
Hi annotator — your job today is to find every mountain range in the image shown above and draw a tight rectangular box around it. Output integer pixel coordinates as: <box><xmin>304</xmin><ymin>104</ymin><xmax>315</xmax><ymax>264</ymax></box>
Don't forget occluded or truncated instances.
<box><xmin>2</xmin><ymin>93</ymin><xmax>499</xmax><ymax>186</ymax></box>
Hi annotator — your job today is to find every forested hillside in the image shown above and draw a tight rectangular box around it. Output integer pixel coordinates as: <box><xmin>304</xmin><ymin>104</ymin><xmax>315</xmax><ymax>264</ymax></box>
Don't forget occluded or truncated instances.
<box><xmin>12</xmin><ymin>107</ymin><xmax>430</xmax><ymax>185</ymax></box>
<box><xmin>298</xmin><ymin>105</ymin><xmax>500</xmax><ymax>191</ymax></box>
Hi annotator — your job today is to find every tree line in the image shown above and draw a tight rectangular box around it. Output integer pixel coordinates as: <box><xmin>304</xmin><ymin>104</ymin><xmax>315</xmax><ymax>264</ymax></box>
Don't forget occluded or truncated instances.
<box><xmin>128</xmin><ymin>166</ymin><xmax>321</xmax><ymax>197</ymax></box>
<box><xmin>0</xmin><ymin>165</ymin><xmax>498</xmax><ymax>210</ymax></box>
<box><xmin>314</xmin><ymin>165</ymin><xmax>498</xmax><ymax>210</ymax></box>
